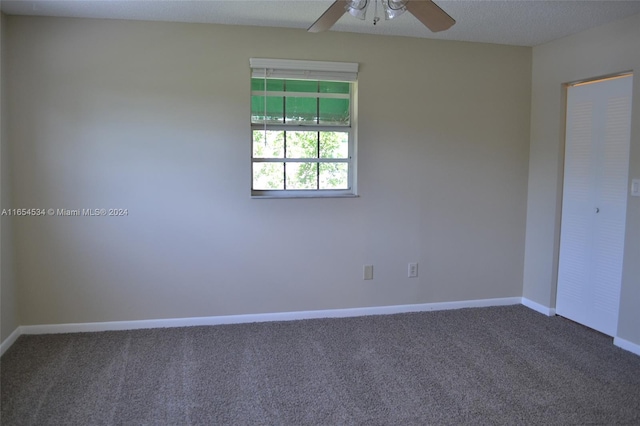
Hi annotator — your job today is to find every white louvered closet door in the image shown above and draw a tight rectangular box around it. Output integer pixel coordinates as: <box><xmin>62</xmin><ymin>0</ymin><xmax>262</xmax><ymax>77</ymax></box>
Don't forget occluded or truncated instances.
<box><xmin>556</xmin><ymin>74</ymin><xmax>633</xmax><ymax>337</ymax></box>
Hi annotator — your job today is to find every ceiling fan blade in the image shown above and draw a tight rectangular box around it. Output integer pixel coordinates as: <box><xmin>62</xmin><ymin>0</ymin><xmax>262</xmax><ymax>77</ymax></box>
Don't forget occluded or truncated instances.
<box><xmin>406</xmin><ymin>0</ymin><xmax>455</xmax><ymax>33</ymax></box>
<box><xmin>308</xmin><ymin>0</ymin><xmax>348</xmax><ymax>33</ymax></box>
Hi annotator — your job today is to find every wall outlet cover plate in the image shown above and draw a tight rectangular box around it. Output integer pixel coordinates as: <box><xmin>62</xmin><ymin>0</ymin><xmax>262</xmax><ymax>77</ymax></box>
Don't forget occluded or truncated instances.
<box><xmin>632</xmin><ymin>179</ymin><xmax>640</xmax><ymax>196</ymax></box>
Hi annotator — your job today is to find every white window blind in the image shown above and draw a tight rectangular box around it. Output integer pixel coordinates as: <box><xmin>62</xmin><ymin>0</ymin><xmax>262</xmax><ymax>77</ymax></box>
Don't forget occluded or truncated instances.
<box><xmin>249</xmin><ymin>58</ymin><xmax>358</xmax><ymax>82</ymax></box>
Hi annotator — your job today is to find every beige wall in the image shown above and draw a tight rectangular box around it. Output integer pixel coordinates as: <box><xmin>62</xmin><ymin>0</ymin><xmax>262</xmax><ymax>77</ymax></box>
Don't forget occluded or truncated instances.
<box><xmin>1</xmin><ymin>12</ymin><xmax>20</xmax><ymax>342</ymax></box>
<box><xmin>524</xmin><ymin>13</ymin><xmax>640</xmax><ymax>345</ymax></box>
<box><xmin>6</xmin><ymin>16</ymin><xmax>531</xmax><ymax>326</ymax></box>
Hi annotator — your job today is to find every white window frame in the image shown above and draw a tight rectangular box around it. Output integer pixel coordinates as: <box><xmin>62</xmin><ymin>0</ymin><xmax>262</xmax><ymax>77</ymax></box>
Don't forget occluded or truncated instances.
<box><xmin>249</xmin><ymin>58</ymin><xmax>359</xmax><ymax>198</ymax></box>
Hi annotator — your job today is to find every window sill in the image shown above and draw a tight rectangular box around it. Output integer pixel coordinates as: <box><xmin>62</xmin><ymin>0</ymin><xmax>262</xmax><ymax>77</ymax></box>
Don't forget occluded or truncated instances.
<box><xmin>251</xmin><ymin>191</ymin><xmax>359</xmax><ymax>199</ymax></box>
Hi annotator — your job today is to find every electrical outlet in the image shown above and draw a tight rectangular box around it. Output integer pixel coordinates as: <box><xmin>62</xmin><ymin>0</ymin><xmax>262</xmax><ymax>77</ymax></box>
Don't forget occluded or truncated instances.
<box><xmin>363</xmin><ymin>265</ymin><xmax>373</xmax><ymax>280</ymax></box>
<box><xmin>632</xmin><ymin>179</ymin><xmax>640</xmax><ymax>197</ymax></box>
<box><xmin>408</xmin><ymin>263</ymin><xmax>418</xmax><ymax>278</ymax></box>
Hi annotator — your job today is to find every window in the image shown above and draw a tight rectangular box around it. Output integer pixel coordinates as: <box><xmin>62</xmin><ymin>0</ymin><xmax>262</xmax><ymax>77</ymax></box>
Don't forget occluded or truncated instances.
<box><xmin>249</xmin><ymin>58</ymin><xmax>359</xmax><ymax>197</ymax></box>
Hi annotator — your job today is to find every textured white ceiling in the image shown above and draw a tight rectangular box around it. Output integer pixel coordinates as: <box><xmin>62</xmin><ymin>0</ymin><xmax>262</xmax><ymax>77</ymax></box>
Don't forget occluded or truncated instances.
<box><xmin>2</xmin><ymin>0</ymin><xmax>640</xmax><ymax>46</ymax></box>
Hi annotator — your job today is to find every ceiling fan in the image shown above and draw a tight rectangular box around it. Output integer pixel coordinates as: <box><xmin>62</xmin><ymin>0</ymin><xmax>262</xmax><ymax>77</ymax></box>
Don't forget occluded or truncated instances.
<box><xmin>308</xmin><ymin>0</ymin><xmax>455</xmax><ymax>33</ymax></box>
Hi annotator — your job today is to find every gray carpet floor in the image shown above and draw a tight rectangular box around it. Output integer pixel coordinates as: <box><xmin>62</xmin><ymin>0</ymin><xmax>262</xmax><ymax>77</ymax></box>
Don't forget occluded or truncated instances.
<box><xmin>1</xmin><ymin>305</ymin><xmax>640</xmax><ymax>425</ymax></box>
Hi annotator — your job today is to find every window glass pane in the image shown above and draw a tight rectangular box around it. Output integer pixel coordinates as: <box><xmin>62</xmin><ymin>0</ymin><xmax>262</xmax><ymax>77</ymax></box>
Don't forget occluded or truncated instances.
<box><xmin>285</xmin><ymin>97</ymin><xmax>317</xmax><ymax>123</ymax></box>
<box><xmin>286</xmin><ymin>163</ymin><xmax>318</xmax><ymax>190</ymax></box>
<box><xmin>267</xmin><ymin>79</ymin><xmax>284</xmax><ymax>91</ymax></box>
<box><xmin>319</xmin><ymin>132</ymin><xmax>349</xmax><ymax>158</ymax></box>
<box><xmin>319</xmin><ymin>98</ymin><xmax>349</xmax><ymax>125</ymax></box>
<box><xmin>286</xmin><ymin>131</ymin><xmax>318</xmax><ymax>158</ymax></box>
<box><xmin>253</xmin><ymin>162</ymin><xmax>284</xmax><ymax>190</ymax></box>
<box><xmin>319</xmin><ymin>163</ymin><xmax>349</xmax><ymax>189</ymax></box>
<box><xmin>320</xmin><ymin>81</ymin><xmax>350</xmax><ymax>94</ymax></box>
<box><xmin>251</xmin><ymin>95</ymin><xmax>263</xmax><ymax>122</ymax></box>
<box><xmin>265</xmin><ymin>97</ymin><xmax>284</xmax><ymax>122</ymax></box>
<box><xmin>252</xmin><ymin>96</ymin><xmax>284</xmax><ymax>123</ymax></box>
<box><xmin>251</xmin><ymin>78</ymin><xmax>285</xmax><ymax>92</ymax></box>
<box><xmin>286</xmin><ymin>80</ymin><xmax>318</xmax><ymax>93</ymax></box>
<box><xmin>253</xmin><ymin>130</ymin><xmax>284</xmax><ymax>158</ymax></box>
<box><xmin>251</xmin><ymin>78</ymin><xmax>263</xmax><ymax>91</ymax></box>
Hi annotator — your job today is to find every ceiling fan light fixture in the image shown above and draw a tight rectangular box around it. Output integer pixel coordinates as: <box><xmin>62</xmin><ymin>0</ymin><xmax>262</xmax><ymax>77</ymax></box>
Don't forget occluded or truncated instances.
<box><xmin>382</xmin><ymin>0</ymin><xmax>407</xmax><ymax>20</ymax></box>
<box><xmin>308</xmin><ymin>0</ymin><xmax>454</xmax><ymax>33</ymax></box>
<box><xmin>347</xmin><ymin>0</ymin><xmax>368</xmax><ymax>20</ymax></box>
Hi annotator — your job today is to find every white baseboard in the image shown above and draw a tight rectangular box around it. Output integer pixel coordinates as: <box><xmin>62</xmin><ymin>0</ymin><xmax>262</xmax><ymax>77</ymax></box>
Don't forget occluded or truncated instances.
<box><xmin>0</xmin><ymin>326</ymin><xmax>23</xmax><ymax>356</ymax></box>
<box><xmin>12</xmin><ymin>297</ymin><xmax>522</xmax><ymax>338</ymax></box>
<box><xmin>521</xmin><ymin>297</ymin><xmax>556</xmax><ymax>316</ymax></box>
<box><xmin>614</xmin><ymin>337</ymin><xmax>640</xmax><ymax>356</ymax></box>
<box><xmin>4</xmin><ymin>297</ymin><xmax>636</xmax><ymax>359</ymax></box>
